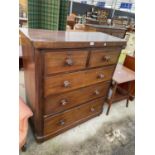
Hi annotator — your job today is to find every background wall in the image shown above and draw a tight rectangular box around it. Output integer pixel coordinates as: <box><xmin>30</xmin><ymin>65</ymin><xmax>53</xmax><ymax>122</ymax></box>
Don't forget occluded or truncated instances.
<box><xmin>19</xmin><ymin>0</ymin><xmax>135</xmax><ymax>19</ymax></box>
<box><xmin>69</xmin><ymin>2</ymin><xmax>135</xmax><ymax>19</ymax></box>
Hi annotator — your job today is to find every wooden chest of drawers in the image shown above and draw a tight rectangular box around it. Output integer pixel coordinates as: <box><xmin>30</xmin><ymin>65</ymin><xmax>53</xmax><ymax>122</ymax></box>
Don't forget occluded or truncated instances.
<box><xmin>20</xmin><ymin>28</ymin><xmax>126</xmax><ymax>142</ymax></box>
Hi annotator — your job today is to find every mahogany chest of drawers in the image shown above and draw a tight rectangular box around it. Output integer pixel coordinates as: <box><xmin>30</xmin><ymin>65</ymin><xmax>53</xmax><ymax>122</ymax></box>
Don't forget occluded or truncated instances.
<box><xmin>20</xmin><ymin>28</ymin><xmax>126</xmax><ymax>142</ymax></box>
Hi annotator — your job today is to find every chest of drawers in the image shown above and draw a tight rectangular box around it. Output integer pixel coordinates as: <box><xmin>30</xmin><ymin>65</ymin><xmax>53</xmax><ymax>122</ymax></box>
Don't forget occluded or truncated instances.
<box><xmin>20</xmin><ymin>28</ymin><xmax>126</xmax><ymax>142</ymax></box>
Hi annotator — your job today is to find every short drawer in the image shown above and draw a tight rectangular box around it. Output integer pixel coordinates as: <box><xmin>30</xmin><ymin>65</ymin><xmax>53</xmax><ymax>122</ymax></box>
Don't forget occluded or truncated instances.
<box><xmin>44</xmin><ymin>81</ymin><xmax>110</xmax><ymax>115</ymax></box>
<box><xmin>44</xmin><ymin>50</ymin><xmax>88</xmax><ymax>74</ymax></box>
<box><xmin>44</xmin><ymin>65</ymin><xmax>115</xmax><ymax>97</ymax></box>
<box><xmin>44</xmin><ymin>98</ymin><xmax>104</xmax><ymax>135</ymax></box>
<box><xmin>89</xmin><ymin>48</ymin><xmax>121</xmax><ymax>67</ymax></box>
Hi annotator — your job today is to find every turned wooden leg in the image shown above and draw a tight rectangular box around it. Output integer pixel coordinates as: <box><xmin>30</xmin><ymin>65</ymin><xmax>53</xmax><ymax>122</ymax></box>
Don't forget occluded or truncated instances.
<box><xmin>21</xmin><ymin>143</ymin><xmax>27</xmax><ymax>152</ymax></box>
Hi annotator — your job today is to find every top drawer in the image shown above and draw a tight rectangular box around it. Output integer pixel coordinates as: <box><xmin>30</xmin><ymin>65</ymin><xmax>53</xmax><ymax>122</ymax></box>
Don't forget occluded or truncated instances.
<box><xmin>44</xmin><ymin>50</ymin><xmax>88</xmax><ymax>75</ymax></box>
<box><xmin>89</xmin><ymin>47</ymin><xmax>121</xmax><ymax>68</ymax></box>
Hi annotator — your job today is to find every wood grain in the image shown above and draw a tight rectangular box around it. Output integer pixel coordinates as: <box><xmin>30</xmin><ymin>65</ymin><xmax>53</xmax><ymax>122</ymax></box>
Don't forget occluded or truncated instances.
<box><xmin>44</xmin><ymin>50</ymin><xmax>88</xmax><ymax>74</ymax></box>
<box><xmin>89</xmin><ymin>47</ymin><xmax>121</xmax><ymax>67</ymax></box>
<box><xmin>44</xmin><ymin>66</ymin><xmax>115</xmax><ymax>97</ymax></box>
<box><xmin>44</xmin><ymin>97</ymin><xmax>104</xmax><ymax>135</ymax></box>
<box><xmin>44</xmin><ymin>81</ymin><xmax>110</xmax><ymax>116</ymax></box>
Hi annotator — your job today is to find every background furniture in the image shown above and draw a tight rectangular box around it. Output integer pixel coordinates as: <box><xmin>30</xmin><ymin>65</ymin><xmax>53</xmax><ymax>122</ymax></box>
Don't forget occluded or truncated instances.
<box><xmin>86</xmin><ymin>18</ymin><xmax>100</xmax><ymax>25</ymax></box>
<box><xmin>119</xmin><ymin>55</ymin><xmax>135</xmax><ymax>100</ymax></box>
<box><xmin>19</xmin><ymin>45</ymin><xmax>23</xmax><ymax>69</ymax></box>
<box><xmin>106</xmin><ymin>61</ymin><xmax>135</xmax><ymax>115</ymax></box>
<box><xmin>85</xmin><ymin>24</ymin><xmax>127</xmax><ymax>39</ymax></box>
<box><xmin>19</xmin><ymin>97</ymin><xmax>33</xmax><ymax>151</ymax></box>
<box><xmin>112</xmin><ymin>16</ymin><xmax>130</xmax><ymax>27</ymax></box>
<box><xmin>19</xmin><ymin>17</ymin><xmax>28</xmax><ymax>27</ymax></box>
<box><xmin>20</xmin><ymin>28</ymin><xmax>126</xmax><ymax>142</ymax></box>
<box><xmin>67</xmin><ymin>13</ymin><xmax>76</xmax><ymax>29</ymax></box>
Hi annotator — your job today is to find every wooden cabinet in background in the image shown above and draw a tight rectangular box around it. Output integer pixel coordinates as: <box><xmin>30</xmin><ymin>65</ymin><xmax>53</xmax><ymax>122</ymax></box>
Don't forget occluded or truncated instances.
<box><xmin>85</xmin><ymin>24</ymin><xmax>127</xmax><ymax>39</ymax></box>
<box><xmin>20</xmin><ymin>28</ymin><xmax>126</xmax><ymax>142</ymax></box>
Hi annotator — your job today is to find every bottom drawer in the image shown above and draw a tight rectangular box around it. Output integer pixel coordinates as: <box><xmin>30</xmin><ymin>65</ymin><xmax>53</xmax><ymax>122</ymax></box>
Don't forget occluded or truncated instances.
<box><xmin>44</xmin><ymin>98</ymin><xmax>104</xmax><ymax>135</ymax></box>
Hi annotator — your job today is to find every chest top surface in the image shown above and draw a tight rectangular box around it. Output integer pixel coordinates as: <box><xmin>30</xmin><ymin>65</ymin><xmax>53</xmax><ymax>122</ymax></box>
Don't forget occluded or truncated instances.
<box><xmin>20</xmin><ymin>28</ymin><xmax>126</xmax><ymax>49</ymax></box>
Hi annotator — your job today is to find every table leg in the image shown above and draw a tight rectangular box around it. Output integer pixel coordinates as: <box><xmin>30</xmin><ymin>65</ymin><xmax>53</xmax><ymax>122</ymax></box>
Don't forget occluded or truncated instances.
<box><xmin>106</xmin><ymin>82</ymin><xmax>117</xmax><ymax>115</ymax></box>
<box><xmin>106</xmin><ymin>100</ymin><xmax>112</xmax><ymax>115</ymax></box>
<box><xmin>126</xmin><ymin>81</ymin><xmax>132</xmax><ymax>107</ymax></box>
<box><xmin>126</xmin><ymin>97</ymin><xmax>129</xmax><ymax>107</ymax></box>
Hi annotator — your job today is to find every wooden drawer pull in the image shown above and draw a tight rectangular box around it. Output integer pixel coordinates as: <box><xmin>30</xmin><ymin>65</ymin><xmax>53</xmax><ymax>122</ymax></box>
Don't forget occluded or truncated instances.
<box><xmin>60</xmin><ymin>99</ymin><xmax>68</xmax><ymax>106</ymax></box>
<box><xmin>65</xmin><ymin>58</ymin><xmax>73</xmax><ymax>66</ymax></box>
<box><xmin>103</xmin><ymin>56</ymin><xmax>111</xmax><ymax>62</ymax></box>
<box><xmin>98</xmin><ymin>74</ymin><xmax>105</xmax><ymax>79</ymax></box>
<box><xmin>94</xmin><ymin>89</ymin><xmax>100</xmax><ymax>95</ymax></box>
<box><xmin>90</xmin><ymin>107</ymin><xmax>95</xmax><ymax>112</ymax></box>
<box><xmin>59</xmin><ymin>120</ymin><xmax>65</xmax><ymax>126</ymax></box>
<box><xmin>63</xmin><ymin>80</ymin><xmax>70</xmax><ymax>88</ymax></box>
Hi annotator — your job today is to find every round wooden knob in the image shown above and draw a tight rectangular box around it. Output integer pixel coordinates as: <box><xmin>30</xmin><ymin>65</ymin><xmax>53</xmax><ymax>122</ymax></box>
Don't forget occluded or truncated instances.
<box><xmin>98</xmin><ymin>74</ymin><xmax>104</xmax><ymax>79</ymax></box>
<box><xmin>90</xmin><ymin>107</ymin><xmax>95</xmax><ymax>112</ymax></box>
<box><xmin>60</xmin><ymin>99</ymin><xmax>68</xmax><ymax>106</ymax></box>
<box><xmin>63</xmin><ymin>80</ymin><xmax>70</xmax><ymax>88</ymax></box>
<box><xmin>65</xmin><ymin>58</ymin><xmax>73</xmax><ymax>66</ymax></box>
<box><xmin>103</xmin><ymin>56</ymin><xmax>110</xmax><ymax>62</ymax></box>
<box><xmin>59</xmin><ymin>120</ymin><xmax>65</xmax><ymax>126</ymax></box>
<box><xmin>94</xmin><ymin>90</ymin><xmax>100</xmax><ymax>95</ymax></box>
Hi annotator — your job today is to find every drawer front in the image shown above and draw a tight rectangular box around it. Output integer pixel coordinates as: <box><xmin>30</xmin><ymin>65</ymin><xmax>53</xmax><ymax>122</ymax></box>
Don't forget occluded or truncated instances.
<box><xmin>44</xmin><ymin>66</ymin><xmax>115</xmax><ymax>97</ymax></box>
<box><xmin>44</xmin><ymin>50</ymin><xmax>88</xmax><ymax>75</ymax></box>
<box><xmin>44</xmin><ymin>98</ymin><xmax>104</xmax><ymax>135</ymax></box>
<box><xmin>89</xmin><ymin>48</ymin><xmax>120</xmax><ymax>67</ymax></box>
<box><xmin>44</xmin><ymin>81</ymin><xmax>110</xmax><ymax>115</ymax></box>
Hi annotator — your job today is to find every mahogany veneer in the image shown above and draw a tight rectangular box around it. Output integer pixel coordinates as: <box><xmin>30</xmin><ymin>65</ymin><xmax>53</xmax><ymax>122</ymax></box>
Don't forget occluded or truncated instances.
<box><xmin>20</xmin><ymin>28</ymin><xmax>126</xmax><ymax>142</ymax></box>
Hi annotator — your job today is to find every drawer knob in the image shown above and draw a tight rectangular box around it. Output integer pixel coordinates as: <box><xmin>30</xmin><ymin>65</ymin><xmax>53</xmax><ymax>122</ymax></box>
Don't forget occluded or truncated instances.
<box><xmin>59</xmin><ymin>120</ymin><xmax>65</xmax><ymax>126</ymax></box>
<box><xmin>94</xmin><ymin>90</ymin><xmax>100</xmax><ymax>95</ymax></box>
<box><xmin>60</xmin><ymin>99</ymin><xmax>68</xmax><ymax>106</ymax></box>
<box><xmin>103</xmin><ymin>56</ymin><xmax>110</xmax><ymax>62</ymax></box>
<box><xmin>63</xmin><ymin>80</ymin><xmax>70</xmax><ymax>88</ymax></box>
<box><xmin>65</xmin><ymin>58</ymin><xmax>73</xmax><ymax>66</ymax></box>
<box><xmin>90</xmin><ymin>107</ymin><xmax>95</xmax><ymax>112</ymax></box>
<box><xmin>98</xmin><ymin>74</ymin><xmax>105</xmax><ymax>79</ymax></box>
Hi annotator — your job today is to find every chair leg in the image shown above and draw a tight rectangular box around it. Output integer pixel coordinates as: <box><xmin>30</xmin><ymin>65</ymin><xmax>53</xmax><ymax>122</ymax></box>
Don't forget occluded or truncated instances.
<box><xmin>106</xmin><ymin>105</ymin><xmax>111</xmax><ymax>115</ymax></box>
<box><xmin>126</xmin><ymin>98</ymin><xmax>129</xmax><ymax>107</ymax></box>
<box><xmin>106</xmin><ymin>102</ymin><xmax>112</xmax><ymax>115</ymax></box>
<box><xmin>21</xmin><ymin>143</ymin><xmax>27</xmax><ymax>152</ymax></box>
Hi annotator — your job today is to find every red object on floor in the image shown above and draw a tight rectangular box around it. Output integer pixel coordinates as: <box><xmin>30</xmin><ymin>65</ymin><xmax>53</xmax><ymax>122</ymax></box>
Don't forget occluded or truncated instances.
<box><xmin>19</xmin><ymin>97</ymin><xmax>33</xmax><ymax>149</ymax></box>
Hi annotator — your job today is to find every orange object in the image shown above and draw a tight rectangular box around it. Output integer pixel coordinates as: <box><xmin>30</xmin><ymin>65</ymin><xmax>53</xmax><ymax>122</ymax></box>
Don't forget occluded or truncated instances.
<box><xmin>19</xmin><ymin>97</ymin><xmax>33</xmax><ymax>149</ymax></box>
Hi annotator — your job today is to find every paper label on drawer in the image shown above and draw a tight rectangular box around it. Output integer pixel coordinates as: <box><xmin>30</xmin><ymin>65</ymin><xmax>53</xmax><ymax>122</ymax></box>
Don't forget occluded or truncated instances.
<box><xmin>90</xmin><ymin>42</ymin><xmax>95</xmax><ymax>46</ymax></box>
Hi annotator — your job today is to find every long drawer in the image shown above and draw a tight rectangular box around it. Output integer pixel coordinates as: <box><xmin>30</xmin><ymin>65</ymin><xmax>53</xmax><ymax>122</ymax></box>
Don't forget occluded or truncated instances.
<box><xmin>44</xmin><ymin>50</ymin><xmax>88</xmax><ymax>75</ymax></box>
<box><xmin>44</xmin><ymin>81</ymin><xmax>110</xmax><ymax>116</ymax></box>
<box><xmin>44</xmin><ymin>98</ymin><xmax>104</xmax><ymax>135</ymax></box>
<box><xmin>44</xmin><ymin>65</ymin><xmax>115</xmax><ymax>97</ymax></box>
<box><xmin>89</xmin><ymin>47</ymin><xmax>121</xmax><ymax>67</ymax></box>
